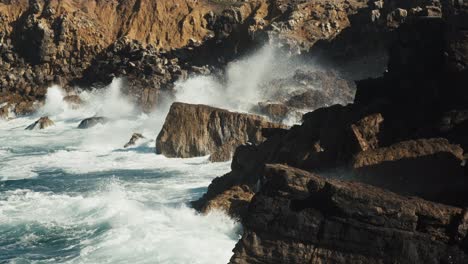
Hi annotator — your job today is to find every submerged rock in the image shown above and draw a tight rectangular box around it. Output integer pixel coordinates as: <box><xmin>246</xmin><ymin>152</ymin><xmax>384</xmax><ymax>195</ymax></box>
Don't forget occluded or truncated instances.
<box><xmin>25</xmin><ymin>116</ymin><xmax>54</xmax><ymax>130</ymax></box>
<box><xmin>156</xmin><ymin>102</ymin><xmax>287</xmax><ymax>162</ymax></box>
<box><xmin>230</xmin><ymin>164</ymin><xmax>468</xmax><ymax>264</ymax></box>
<box><xmin>77</xmin><ymin>117</ymin><xmax>108</xmax><ymax>129</ymax></box>
<box><xmin>124</xmin><ymin>133</ymin><xmax>145</xmax><ymax>148</ymax></box>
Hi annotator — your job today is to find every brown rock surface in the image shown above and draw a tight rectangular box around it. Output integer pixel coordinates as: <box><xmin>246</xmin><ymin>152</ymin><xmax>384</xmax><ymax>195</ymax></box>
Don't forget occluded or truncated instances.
<box><xmin>352</xmin><ymin>138</ymin><xmax>467</xmax><ymax>205</ymax></box>
<box><xmin>25</xmin><ymin>116</ymin><xmax>54</xmax><ymax>130</ymax></box>
<box><xmin>0</xmin><ymin>0</ymin><xmax>442</xmax><ymax>115</ymax></box>
<box><xmin>156</xmin><ymin>102</ymin><xmax>287</xmax><ymax>162</ymax></box>
<box><xmin>230</xmin><ymin>164</ymin><xmax>468</xmax><ymax>264</ymax></box>
<box><xmin>124</xmin><ymin>133</ymin><xmax>145</xmax><ymax>148</ymax></box>
<box><xmin>350</xmin><ymin>113</ymin><xmax>383</xmax><ymax>152</ymax></box>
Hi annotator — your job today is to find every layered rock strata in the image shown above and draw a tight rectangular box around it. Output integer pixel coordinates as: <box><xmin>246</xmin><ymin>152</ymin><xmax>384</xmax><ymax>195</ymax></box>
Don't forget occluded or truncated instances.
<box><xmin>230</xmin><ymin>164</ymin><xmax>468</xmax><ymax>264</ymax></box>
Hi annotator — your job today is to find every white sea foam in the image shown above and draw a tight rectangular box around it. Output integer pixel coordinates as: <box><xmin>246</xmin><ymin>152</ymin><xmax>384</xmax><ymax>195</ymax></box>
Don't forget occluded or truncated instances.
<box><xmin>0</xmin><ymin>180</ymin><xmax>239</xmax><ymax>264</ymax></box>
<box><xmin>0</xmin><ymin>78</ymin><xmax>238</xmax><ymax>263</ymax></box>
<box><xmin>174</xmin><ymin>44</ymin><xmax>318</xmax><ymax>113</ymax></box>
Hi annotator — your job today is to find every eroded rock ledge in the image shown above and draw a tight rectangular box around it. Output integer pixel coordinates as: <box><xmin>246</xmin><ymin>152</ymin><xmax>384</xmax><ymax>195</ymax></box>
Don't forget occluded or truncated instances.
<box><xmin>230</xmin><ymin>164</ymin><xmax>468</xmax><ymax>264</ymax></box>
<box><xmin>156</xmin><ymin>102</ymin><xmax>287</xmax><ymax>162</ymax></box>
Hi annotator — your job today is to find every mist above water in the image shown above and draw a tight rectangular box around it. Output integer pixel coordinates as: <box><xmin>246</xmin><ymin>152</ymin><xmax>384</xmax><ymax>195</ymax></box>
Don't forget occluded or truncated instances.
<box><xmin>174</xmin><ymin>44</ymin><xmax>324</xmax><ymax>114</ymax></box>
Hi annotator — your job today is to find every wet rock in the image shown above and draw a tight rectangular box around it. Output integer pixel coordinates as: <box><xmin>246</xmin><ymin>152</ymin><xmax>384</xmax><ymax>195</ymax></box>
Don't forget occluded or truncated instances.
<box><xmin>230</xmin><ymin>164</ymin><xmax>468</xmax><ymax>264</ymax></box>
<box><xmin>25</xmin><ymin>116</ymin><xmax>54</xmax><ymax>130</ymax></box>
<box><xmin>124</xmin><ymin>133</ymin><xmax>145</xmax><ymax>148</ymax></box>
<box><xmin>156</xmin><ymin>102</ymin><xmax>287</xmax><ymax>162</ymax></box>
<box><xmin>77</xmin><ymin>117</ymin><xmax>108</xmax><ymax>129</ymax></box>
<box><xmin>201</xmin><ymin>184</ymin><xmax>254</xmax><ymax>219</ymax></box>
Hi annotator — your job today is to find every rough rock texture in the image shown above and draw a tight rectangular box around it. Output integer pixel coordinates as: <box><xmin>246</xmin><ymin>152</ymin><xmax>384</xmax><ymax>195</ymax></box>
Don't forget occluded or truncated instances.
<box><xmin>353</xmin><ymin>138</ymin><xmax>467</xmax><ymax>205</ymax></box>
<box><xmin>124</xmin><ymin>133</ymin><xmax>145</xmax><ymax>148</ymax></box>
<box><xmin>156</xmin><ymin>102</ymin><xmax>287</xmax><ymax>162</ymax></box>
<box><xmin>230</xmin><ymin>164</ymin><xmax>468</xmax><ymax>264</ymax></box>
<box><xmin>25</xmin><ymin>116</ymin><xmax>54</xmax><ymax>130</ymax></box>
<box><xmin>350</xmin><ymin>113</ymin><xmax>383</xmax><ymax>152</ymax></box>
<box><xmin>0</xmin><ymin>0</ymin><xmax>443</xmax><ymax>115</ymax></box>
<box><xmin>77</xmin><ymin>116</ymin><xmax>108</xmax><ymax>129</ymax></box>
<box><xmin>195</xmin><ymin>0</ymin><xmax>468</xmax><ymax>224</ymax></box>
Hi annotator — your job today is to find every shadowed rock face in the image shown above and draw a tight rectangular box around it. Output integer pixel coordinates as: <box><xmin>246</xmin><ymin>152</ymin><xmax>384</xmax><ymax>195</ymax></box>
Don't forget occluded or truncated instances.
<box><xmin>230</xmin><ymin>164</ymin><xmax>468</xmax><ymax>264</ymax></box>
<box><xmin>77</xmin><ymin>117</ymin><xmax>108</xmax><ymax>129</ymax></box>
<box><xmin>156</xmin><ymin>102</ymin><xmax>287</xmax><ymax>162</ymax></box>
<box><xmin>352</xmin><ymin>138</ymin><xmax>467</xmax><ymax>206</ymax></box>
<box><xmin>25</xmin><ymin>116</ymin><xmax>54</xmax><ymax>130</ymax></box>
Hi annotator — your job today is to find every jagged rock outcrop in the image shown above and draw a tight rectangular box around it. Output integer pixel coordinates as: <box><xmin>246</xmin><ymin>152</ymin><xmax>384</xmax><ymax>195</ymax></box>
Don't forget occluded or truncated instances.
<box><xmin>0</xmin><ymin>0</ymin><xmax>446</xmax><ymax>116</ymax></box>
<box><xmin>156</xmin><ymin>102</ymin><xmax>287</xmax><ymax>162</ymax></box>
<box><xmin>25</xmin><ymin>116</ymin><xmax>54</xmax><ymax>130</ymax></box>
<box><xmin>77</xmin><ymin>116</ymin><xmax>108</xmax><ymax>129</ymax></box>
<box><xmin>124</xmin><ymin>133</ymin><xmax>145</xmax><ymax>148</ymax></box>
<box><xmin>230</xmin><ymin>164</ymin><xmax>468</xmax><ymax>264</ymax></box>
<box><xmin>195</xmin><ymin>1</ymin><xmax>468</xmax><ymax>222</ymax></box>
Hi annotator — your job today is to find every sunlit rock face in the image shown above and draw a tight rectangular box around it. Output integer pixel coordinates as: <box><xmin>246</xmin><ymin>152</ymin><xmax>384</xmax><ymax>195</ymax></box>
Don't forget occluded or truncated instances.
<box><xmin>156</xmin><ymin>102</ymin><xmax>287</xmax><ymax>162</ymax></box>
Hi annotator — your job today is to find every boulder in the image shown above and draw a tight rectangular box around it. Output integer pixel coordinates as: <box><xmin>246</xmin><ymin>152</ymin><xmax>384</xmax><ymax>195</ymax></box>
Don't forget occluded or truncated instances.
<box><xmin>25</xmin><ymin>116</ymin><xmax>54</xmax><ymax>130</ymax></box>
<box><xmin>230</xmin><ymin>164</ymin><xmax>468</xmax><ymax>264</ymax></box>
<box><xmin>352</xmin><ymin>138</ymin><xmax>466</xmax><ymax>205</ymax></box>
<box><xmin>77</xmin><ymin>117</ymin><xmax>108</xmax><ymax>129</ymax></box>
<box><xmin>156</xmin><ymin>102</ymin><xmax>287</xmax><ymax>162</ymax></box>
<box><xmin>124</xmin><ymin>133</ymin><xmax>145</xmax><ymax>148</ymax></box>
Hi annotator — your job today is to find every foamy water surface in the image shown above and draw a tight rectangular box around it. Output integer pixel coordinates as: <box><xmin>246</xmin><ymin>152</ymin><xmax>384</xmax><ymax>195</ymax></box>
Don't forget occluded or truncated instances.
<box><xmin>0</xmin><ymin>81</ymin><xmax>239</xmax><ymax>264</ymax></box>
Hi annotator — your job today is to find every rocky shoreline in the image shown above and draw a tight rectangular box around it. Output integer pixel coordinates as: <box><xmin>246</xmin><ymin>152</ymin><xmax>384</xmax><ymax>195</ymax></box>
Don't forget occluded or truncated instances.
<box><xmin>2</xmin><ymin>0</ymin><xmax>468</xmax><ymax>263</ymax></box>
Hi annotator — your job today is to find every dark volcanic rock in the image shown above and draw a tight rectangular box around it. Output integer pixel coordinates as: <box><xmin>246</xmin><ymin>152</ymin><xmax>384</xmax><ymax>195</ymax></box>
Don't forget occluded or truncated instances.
<box><xmin>352</xmin><ymin>138</ymin><xmax>467</xmax><ymax>206</ymax></box>
<box><xmin>230</xmin><ymin>164</ymin><xmax>468</xmax><ymax>264</ymax></box>
<box><xmin>77</xmin><ymin>117</ymin><xmax>108</xmax><ymax>129</ymax></box>
<box><xmin>25</xmin><ymin>116</ymin><xmax>54</xmax><ymax>130</ymax></box>
<box><xmin>156</xmin><ymin>102</ymin><xmax>287</xmax><ymax>162</ymax></box>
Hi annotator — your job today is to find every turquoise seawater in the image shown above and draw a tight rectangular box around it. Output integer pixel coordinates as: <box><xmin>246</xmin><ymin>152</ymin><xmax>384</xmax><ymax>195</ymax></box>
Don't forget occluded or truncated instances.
<box><xmin>0</xmin><ymin>82</ymin><xmax>239</xmax><ymax>264</ymax></box>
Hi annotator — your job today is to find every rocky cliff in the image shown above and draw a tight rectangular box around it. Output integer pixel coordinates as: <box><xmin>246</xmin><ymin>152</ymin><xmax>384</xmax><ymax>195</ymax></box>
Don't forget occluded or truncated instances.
<box><xmin>230</xmin><ymin>164</ymin><xmax>468</xmax><ymax>264</ymax></box>
<box><xmin>194</xmin><ymin>0</ymin><xmax>468</xmax><ymax>263</ymax></box>
<box><xmin>0</xmin><ymin>0</ymin><xmax>443</xmax><ymax>116</ymax></box>
<box><xmin>156</xmin><ymin>102</ymin><xmax>287</xmax><ymax>162</ymax></box>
